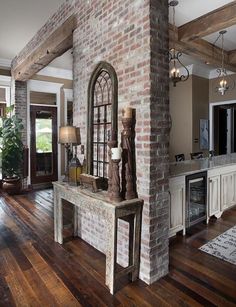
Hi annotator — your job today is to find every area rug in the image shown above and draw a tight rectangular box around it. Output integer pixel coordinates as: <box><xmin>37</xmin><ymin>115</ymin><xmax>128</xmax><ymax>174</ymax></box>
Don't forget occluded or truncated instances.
<box><xmin>199</xmin><ymin>226</ymin><xmax>236</xmax><ymax>265</ymax></box>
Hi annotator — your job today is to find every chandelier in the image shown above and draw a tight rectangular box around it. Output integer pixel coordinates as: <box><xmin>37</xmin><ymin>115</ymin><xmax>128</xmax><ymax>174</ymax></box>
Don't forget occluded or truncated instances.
<box><xmin>169</xmin><ymin>0</ymin><xmax>189</xmax><ymax>87</ymax></box>
<box><xmin>214</xmin><ymin>30</ymin><xmax>235</xmax><ymax>95</ymax></box>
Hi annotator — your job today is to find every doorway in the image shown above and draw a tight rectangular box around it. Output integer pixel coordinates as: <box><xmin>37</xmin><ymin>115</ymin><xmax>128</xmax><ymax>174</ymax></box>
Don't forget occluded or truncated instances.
<box><xmin>30</xmin><ymin>106</ymin><xmax>58</xmax><ymax>185</ymax></box>
<box><xmin>213</xmin><ymin>104</ymin><xmax>236</xmax><ymax>155</ymax></box>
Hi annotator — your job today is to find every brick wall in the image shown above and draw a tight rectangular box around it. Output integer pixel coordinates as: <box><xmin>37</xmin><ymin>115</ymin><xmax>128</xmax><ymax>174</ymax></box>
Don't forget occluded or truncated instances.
<box><xmin>12</xmin><ymin>0</ymin><xmax>170</xmax><ymax>285</ymax></box>
<box><xmin>14</xmin><ymin>81</ymin><xmax>27</xmax><ymax>146</ymax></box>
<box><xmin>73</xmin><ymin>0</ymin><xmax>169</xmax><ymax>283</ymax></box>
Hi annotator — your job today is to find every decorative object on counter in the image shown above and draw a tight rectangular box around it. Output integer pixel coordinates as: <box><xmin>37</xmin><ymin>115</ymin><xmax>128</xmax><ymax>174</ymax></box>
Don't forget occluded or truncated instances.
<box><xmin>199</xmin><ymin>119</ymin><xmax>209</xmax><ymax>150</ymax></box>
<box><xmin>107</xmin><ymin>130</ymin><xmax>118</xmax><ymax>198</ymax></box>
<box><xmin>110</xmin><ymin>147</ymin><xmax>122</xmax><ymax>202</ymax></box>
<box><xmin>121</xmin><ymin>107</ymin><xmax>137</xmax><ymax>200</ymax></box>
<box><xmin>190</xmin><ymin>152</ymin><xmax>204</xmax><ymax>160</ymax></box>
<box><xmin>175</xmin><ymin>153</ymin><xmax>185</xmax><ymax>162</ymax></box>
<box><xmin>80</xmin><ymin>173</ymin><xmax>101</xmax><ymax>192</ymax></box>
<box><xmin>69</xmin><ymin>155</ymin><xmax>82</xmax><ymax>186</ymax></box>
<box><xmin>209</xmin><ymin>150</ymin><xmax>215</xmax><ymax>158</ymax></box>
<box><xmin>169</xmin><ymin>0</ymin><xmax>189</xmax><ymax>87</ymax></box>
<box><xmin>59</xmin><ymin>125</ymin><xmax>77</xmax><ymax>182</ymax></box>
<box><xmin>68</xmin><ymin>126</ymin><xmax>83</xmax><ymax>185</ymax></box>
<box><xmin>213</xmin><ymin>30</ymin><xmax>235</xmax><ymax>96</ymax></box>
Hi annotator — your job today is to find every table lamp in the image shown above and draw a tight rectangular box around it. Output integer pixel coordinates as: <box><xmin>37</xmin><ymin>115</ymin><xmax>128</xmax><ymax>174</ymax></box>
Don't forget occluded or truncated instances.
<box><xmin>68</xmin><ymin>127</ymin><xmax>83</xmax><ymax>185</ymax></box>
<box><xmin>59</xmin><ymin>126</ymin><xmax>77</xmax><ymax>181</ymax></box>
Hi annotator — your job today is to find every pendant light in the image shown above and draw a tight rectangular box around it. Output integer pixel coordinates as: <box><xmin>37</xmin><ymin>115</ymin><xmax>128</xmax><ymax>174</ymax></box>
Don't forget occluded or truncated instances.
<box><xmin>169</xmin><ymin>0</ymin><xmax>189</xmax><ymax>87</ymax></box>
<box><xmin>215</xmin><ymin>30</ymin><xmax>235</xmax><ymax>96</ymax></box>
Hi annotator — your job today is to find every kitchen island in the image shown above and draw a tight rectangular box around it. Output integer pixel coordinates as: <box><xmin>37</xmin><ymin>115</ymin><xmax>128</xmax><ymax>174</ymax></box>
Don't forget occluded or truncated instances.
<box><xmin>169</xmin><ymin>153</ymin><xmax>236</xmax><ymax>237</ymax></box>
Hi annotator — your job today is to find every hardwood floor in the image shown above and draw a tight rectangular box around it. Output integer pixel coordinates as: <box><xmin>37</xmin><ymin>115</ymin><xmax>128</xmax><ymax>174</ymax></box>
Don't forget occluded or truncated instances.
<box><xmin>0</xmin><ymin>189</ymin><xmax>235</xmax><ymax>306</ymax></box>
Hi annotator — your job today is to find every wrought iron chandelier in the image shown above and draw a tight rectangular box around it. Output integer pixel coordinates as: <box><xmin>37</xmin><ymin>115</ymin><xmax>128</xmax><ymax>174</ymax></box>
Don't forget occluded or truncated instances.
<box><xmin>214</xmin><ymin>30</ymin><xmax>235</xmax><ymax>96</ymax></box>
<box><xmin>169</xmin><ymin>0</ymin><xmax>189</xmax><ymax>87</ymax></box>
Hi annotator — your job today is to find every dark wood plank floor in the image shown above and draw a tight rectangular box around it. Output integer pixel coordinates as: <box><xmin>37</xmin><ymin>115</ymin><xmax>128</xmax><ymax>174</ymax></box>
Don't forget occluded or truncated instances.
<box><xmin>0</xmin><ymin>189</ymin><xmax>236</xmax><ymax>306</ymax></box>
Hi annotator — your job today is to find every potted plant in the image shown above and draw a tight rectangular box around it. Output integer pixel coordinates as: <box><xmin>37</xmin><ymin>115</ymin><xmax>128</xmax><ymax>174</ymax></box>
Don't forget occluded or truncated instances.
<box><xmin>0</xmin><ymin>113</ymin><xmax>24</xmax><ymax>195</ymax></box>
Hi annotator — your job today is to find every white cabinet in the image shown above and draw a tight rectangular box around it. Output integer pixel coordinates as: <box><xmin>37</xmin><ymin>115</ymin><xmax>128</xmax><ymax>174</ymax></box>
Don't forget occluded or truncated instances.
<box><xmin>208</xmin><ymin>175</ymin><xmax>220</xmax><ymax>217</ymax></box>
<box><xmin>169</xmin><ymin>176</ymin><xmax>185</xmax><ymax>237</ymax></box>
<box><xmin>221</xmin><ymin>172</ymin><xmax>236</xmax><ymax>211</ymax></box>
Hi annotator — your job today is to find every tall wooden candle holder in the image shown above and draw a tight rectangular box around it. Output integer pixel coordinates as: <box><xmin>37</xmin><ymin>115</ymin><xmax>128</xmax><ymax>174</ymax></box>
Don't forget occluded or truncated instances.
<box><xmin>121</xmin><ymin>116</ymin><xmax>137</xmax><ymax>200</ymax></box>
<box><xmin>107</xmin><ymin>139</ymin><xmax>117</xmax><ymax>198</ymax></box>
<box><xmin>111</xmin><ymin>158</ymin><xmax>122</xmax><ymax>202</ymax></box>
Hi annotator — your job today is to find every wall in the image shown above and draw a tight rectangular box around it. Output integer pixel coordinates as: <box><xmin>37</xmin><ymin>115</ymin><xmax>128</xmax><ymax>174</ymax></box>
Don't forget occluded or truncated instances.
<box><xmin>169</xmin><ymin>77</ymin><xmax>192</xmax><ymax>161</ymax></box>
<box><xmin>15</xmin><ymin>81</ymin><xmax>27</xmax><ymax>145</ymax></box>
<box><xmin>209</xmin><ymin>74</ymin><xmax>236</xmax><ymax>103</ymax></box>
<box><xmin>73</xmin><ymin>0</ymin><xmax>169</xmax><ymax>284</ymax></box>
<box><xmin>12</xmin><ymin>0</ymin><xmax>170</xmax><ymax>285</ymax></box>
<box><xmin>169</xmin><ymin>75</ymin><xmax>209</xmax><ymax>161</ymax></box>
<box><xmin>192</xmin><ymin>75</ymin><xmax>209</xmax><ymax>154</ymax></box>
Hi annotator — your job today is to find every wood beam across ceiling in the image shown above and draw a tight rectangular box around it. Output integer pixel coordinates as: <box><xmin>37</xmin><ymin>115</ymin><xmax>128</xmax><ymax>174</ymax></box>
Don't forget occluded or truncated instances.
<box><xmin>178</xmin><ymin>2</ymin><xmax>236</xmax><ymax>42</ymax></box>
<box><xmin>229</xmin><ymin>49</ymin><xmax>236</xmax><ymax>65</ymax></box>
<box><xmin>12</xmin><ymin>15</ymin><xmax>76</xmax><ymax>81</ymax></box>
<box><xmin>169</xmin><ymin>25</ymin><xmax>236</xmax><ymax>73</ymax></box>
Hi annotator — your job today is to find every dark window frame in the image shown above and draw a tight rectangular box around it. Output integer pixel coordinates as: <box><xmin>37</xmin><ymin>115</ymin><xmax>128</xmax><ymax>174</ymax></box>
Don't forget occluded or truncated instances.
<box><xmin>87</xmin><ymin>62</ymin><xmax>118</xmax><ymax>189</ymax></box>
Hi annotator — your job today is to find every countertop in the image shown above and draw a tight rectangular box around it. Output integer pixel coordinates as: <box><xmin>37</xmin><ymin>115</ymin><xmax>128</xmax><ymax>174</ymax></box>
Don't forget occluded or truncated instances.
<box><xmin>170</xmin><ymin>153</ymin><xmax>236</xmax><ymax>178</ymax></box>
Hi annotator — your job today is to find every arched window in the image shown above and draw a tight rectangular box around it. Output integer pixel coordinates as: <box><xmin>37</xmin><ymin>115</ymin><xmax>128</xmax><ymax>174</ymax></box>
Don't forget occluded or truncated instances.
<box><xmin>87</xmin><ymin>62</ymin><xmax>118</xmax><ymax>189</ymax></box>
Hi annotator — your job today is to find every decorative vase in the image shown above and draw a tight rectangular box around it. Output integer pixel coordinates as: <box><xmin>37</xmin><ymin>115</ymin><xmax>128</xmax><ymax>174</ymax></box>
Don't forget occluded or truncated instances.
<box><xmin>2</xmin><ymin>177</ymin><xmax>22</xmax><ymax>195</ymax></box>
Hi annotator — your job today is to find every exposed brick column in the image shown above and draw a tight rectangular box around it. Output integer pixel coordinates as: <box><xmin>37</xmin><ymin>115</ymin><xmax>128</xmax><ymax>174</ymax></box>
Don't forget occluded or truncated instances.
<box><xmin>15</xmin><ymin>81</ymin><xmax>27</xmax><ymax>145</ymax></box>
<box><xmin>73</xmin><ymin>0</ymin><xmax>170</xmax><ymax>284</ymax></box>
<box><xmin>147</xmin><ymin>0</ymin><xmax>170</xmax><ymax>283</ymax></box>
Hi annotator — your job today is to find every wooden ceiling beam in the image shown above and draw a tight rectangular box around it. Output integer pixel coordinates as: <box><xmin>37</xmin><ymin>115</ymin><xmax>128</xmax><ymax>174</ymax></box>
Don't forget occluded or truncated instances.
<box><xmin>169</xmin><ymin>25</ymin><xmax>236</xmax><ymax>73</ymax></box>
<box><xmin>178</xmin><ymin>2</ymin><xmax>236</xmax><ymax>42</ymax></box>
<box><xmin>228</xmin><ymin>49</ymin><xmax>236</xmax><ymax>65</ymax></box>
<box><xmin>12</xmin><ymin>15</ymin><xmax>76</xmax><ymax>81</ymax></box>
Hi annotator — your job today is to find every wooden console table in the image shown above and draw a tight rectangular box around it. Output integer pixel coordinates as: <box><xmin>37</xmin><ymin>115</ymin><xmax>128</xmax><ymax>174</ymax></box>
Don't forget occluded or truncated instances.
<box><xmin>53</xmin><ymin>181</ymin><xmax>143</xmax><ymax>294</ymax></box>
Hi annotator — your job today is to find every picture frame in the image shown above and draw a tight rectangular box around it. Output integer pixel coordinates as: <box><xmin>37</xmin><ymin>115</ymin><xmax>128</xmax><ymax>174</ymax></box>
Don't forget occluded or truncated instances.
<box><xmin>200</xmin><ymin>119</ymin><xmax>209</xmax><ymax>150</ymax></box>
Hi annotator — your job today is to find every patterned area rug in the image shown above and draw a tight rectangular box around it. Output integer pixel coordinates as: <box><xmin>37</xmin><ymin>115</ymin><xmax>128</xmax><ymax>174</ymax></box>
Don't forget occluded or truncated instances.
<box><xmin>199</xmin><ymin>226</ymin><xmax>236</xmax><ymax>265</ymax></box>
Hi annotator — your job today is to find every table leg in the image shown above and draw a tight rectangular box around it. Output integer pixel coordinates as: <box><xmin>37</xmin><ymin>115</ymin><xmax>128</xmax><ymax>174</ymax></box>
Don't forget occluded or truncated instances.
<box><xmin>105</xmin><ymin>215</ymin><xmax>117</xmax><ymax>295</ymax></box>
<box><xmin>131</xmin><ymin>207</ymin><xmax>141</xmax><ymax>281</ymax></box>
<box><xmin>73</xmin><ymin>206</ymin><xmax>79</xmax><ymax>237</ymax></box>
<box><xmin>54</xmin><ymin>192</ymin><xmax>63</xmax><ymax>244</ymax></box>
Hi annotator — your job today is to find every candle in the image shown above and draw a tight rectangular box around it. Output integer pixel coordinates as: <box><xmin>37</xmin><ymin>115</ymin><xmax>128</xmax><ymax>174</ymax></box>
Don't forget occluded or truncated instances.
<box><xmin>123</xmin><ymin>107</ymin><xmax>133</xmax><ymax>119</ymax></box>
<box><xmin>111</xmin><ymin>147</ymin><xmax>121</xmax><ymax>160</ymax></box>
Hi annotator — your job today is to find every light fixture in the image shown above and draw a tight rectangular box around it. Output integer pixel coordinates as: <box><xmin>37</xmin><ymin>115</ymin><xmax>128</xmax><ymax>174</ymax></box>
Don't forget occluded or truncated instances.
<box><xmin>214</xmin><ymin>30</ymin><xmax>235</xmax><ymax>96</ymax></box>
<box><xmin>59</xmin><ymin>125</ymin><xmax>77</xmax><ymax>182</ymax></box>
<box><xmin>169</xmin><ymin>0</ymin><xmax>189</xmax><ymax>87</ymax></box>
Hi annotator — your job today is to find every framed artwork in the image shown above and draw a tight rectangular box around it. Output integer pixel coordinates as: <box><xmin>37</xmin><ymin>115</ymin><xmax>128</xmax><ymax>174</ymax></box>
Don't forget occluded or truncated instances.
<box><xmin>200</xmin><ymin>119</ymin><xmax>209</xmax><ymax>150</ymax></box>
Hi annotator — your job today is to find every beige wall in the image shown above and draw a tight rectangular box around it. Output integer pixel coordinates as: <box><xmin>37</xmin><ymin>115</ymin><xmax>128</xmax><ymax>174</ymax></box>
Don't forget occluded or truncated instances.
<box><xmin>192</xmin><ymin>75</ymin><xmax>209</xmax><ymax>153</ymax></box>
<box><xmin>209</xmin><ymin>74</ymin><xmax>236</xmax><ymax>103</ymax></box>
<box><xmin>169</xmin><ymin>75</ymin><xmax>209</xmax><ymax>161</ymax></box>
<box><xmin>169</xmin><ymin>76</ymin><xmax>193</xmax><ymax>161</ymax></box>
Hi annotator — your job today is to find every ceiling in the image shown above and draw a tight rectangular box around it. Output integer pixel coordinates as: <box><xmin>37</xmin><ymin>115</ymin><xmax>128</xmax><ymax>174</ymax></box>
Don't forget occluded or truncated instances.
<box><xmin>169</xmin><ymin>0</ymin><xmax>236</xmax><ymax>73</ymax></box>
<box><xmin>0</xmin><ymin>0</ymin><xmax>236</xmax><ymax>73</ymax></box>
<box><xmin>169</xmin><ymin>0</ymin><xmax>236</xmax><ymax>51</ymax></box>
<box><xmin>0</xmin><ymin>0</ymin><xmax>72</xmax><ymax>70</ymax></box>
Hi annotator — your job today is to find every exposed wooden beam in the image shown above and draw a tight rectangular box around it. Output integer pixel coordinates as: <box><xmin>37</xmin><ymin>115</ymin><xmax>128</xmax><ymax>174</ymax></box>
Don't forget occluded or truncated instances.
<box><xmin>229</xmin><ymin>49</ymin><xmax>236</xmax><ymax>65</ymax></box>
<box><xmin>178</xmin><ymin>2</ymin><xmax>236</xmax><ymax>42</ymax></box>
<box><xmin>169</xmin><ymin>25</ymin><xmax>236</xmax><ymax>73</ymax></box>
<box><xmin>12</xmin><ymin>15</ymin><xmax>76</xmax><ymax>81</ymax></box>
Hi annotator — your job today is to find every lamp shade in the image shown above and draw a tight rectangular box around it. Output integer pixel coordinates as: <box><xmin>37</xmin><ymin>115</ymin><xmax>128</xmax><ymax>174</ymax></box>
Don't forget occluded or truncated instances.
<box><xmin>59</xmin><ymin>126</ymin><xmax>77</xmax><ymax>144</ymax></box>
<box><xmin>75</xmin><ymin>127</ymin><xmax>81</xmax><ymax>145</ymax></box>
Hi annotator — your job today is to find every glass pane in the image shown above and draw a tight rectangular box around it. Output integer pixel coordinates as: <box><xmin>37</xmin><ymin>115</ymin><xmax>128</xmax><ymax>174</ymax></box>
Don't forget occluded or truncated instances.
<box><xmin>189</xmin><ymin>178</ymin><xmax>206</xmax><ymax>223</ymax></box>
<box><xmin>35</xmin><ymin>112</ymin><xmax>53</xmax><ymax>177</ymax></box>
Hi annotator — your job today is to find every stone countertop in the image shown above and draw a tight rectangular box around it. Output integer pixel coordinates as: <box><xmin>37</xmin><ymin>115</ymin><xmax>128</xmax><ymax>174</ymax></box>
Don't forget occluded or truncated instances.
<box><xmin>170</xmin><ymin>153</ymin><xmax>236</xmax><ymax>178</ymax></box>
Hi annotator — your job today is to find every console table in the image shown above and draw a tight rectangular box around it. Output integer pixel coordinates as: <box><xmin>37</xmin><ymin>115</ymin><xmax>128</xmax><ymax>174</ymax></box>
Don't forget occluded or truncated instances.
<box><xmin>53</xmin><ymin>181</ymin><xmax>143</xmax><ymax>294</ymax></box>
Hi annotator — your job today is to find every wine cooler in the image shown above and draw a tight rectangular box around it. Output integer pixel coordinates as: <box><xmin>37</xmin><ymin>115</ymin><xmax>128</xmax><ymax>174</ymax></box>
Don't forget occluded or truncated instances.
<box><xmin>186</xmin><ymin>171</ymin><xmax>207</xmax><ymax>228</ymax></box>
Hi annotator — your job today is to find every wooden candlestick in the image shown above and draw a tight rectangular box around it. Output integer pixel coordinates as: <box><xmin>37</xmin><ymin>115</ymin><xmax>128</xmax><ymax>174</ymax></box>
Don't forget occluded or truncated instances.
<box><xmin>107</xmin><ymin>139</ymin><xmax>117</xmax><ymax>198</ymax></box>
<box><xmin>121</xmin><ymin>117</ymin><xmax>137</xmax><ymax>200</ymax></box>
<box><xmin>111</xmin><ymin>159</ymin><xmax>122</xmax><ymax>203</ymax></box>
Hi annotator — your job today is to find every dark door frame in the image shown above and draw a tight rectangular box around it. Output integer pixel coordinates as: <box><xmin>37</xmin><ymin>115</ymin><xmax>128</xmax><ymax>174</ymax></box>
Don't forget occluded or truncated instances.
<box><xmin>30</xmin><ymin>105</ymin><xmax>58</xmax><ymax>184</ymax></box>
